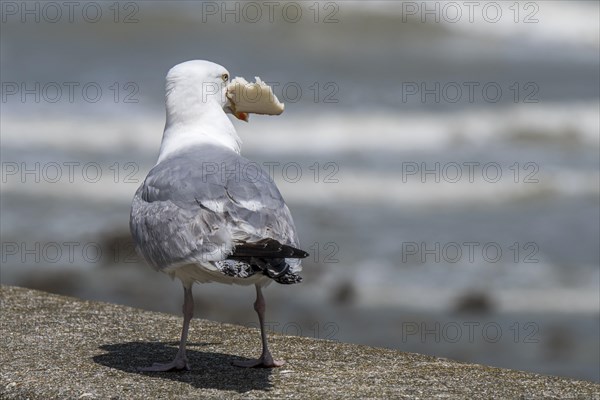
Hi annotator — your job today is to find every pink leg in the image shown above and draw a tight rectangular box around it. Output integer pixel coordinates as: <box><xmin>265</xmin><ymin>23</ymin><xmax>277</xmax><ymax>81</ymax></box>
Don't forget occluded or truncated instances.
<box><xmin>138</xmin><ymin>284</ymin><xmax>193</xmax><ymax>372</ymax></box>
<box><xmin>233</xmin><ymin>285</ymin><xmax>284</xmax><ymax>368</ymax></box>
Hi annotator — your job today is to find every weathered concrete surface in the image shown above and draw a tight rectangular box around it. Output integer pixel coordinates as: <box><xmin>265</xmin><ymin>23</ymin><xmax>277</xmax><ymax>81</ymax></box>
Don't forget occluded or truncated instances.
<box><xmin>0</xmin><ymin>285</ymin><xmax>598</xmax><ymax>399</ymax></box>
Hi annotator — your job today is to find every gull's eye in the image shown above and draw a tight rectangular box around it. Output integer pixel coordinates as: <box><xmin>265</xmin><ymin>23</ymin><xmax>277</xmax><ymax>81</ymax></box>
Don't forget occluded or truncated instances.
<box><xmin>221</xmin><ymin>73</ymin><xmax>229</xmax><ymax>82</ymax></box>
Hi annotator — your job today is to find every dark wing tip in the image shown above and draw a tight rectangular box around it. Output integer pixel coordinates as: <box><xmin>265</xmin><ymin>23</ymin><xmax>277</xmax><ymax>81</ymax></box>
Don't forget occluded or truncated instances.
<box><xmin>296</xmin><ymin>250</ymin><xmax>309</xmax><ymax>259</ymax></box>
<box><xmin>230</xmin><ymin>239</ymin><xmax>309</xmax><ymax>259</ymax></box>
<box><xmin>281</xmin><ymin>244</ymin><xmax>309</xmax><ymax>259</ymax></box>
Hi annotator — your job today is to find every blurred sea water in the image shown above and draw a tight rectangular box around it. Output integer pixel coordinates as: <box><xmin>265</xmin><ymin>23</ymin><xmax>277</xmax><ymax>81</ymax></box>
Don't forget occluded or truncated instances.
<box><xmin>1</xmin><ymin>1</ymin><xmax>599</xmax><ymax>382</ymax></box>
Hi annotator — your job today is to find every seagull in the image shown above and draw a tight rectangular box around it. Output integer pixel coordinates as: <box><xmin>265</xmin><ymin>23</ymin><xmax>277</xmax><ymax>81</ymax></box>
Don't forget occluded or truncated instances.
<box><xmin>130</xmin><ymin>60</ymin><xmax>308</xmax><ymax>371</ymax></box>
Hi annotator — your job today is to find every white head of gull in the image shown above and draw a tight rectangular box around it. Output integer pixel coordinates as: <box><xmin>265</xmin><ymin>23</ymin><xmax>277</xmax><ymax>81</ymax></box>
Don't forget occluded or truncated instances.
<box><xmin>130</xmin><ymin>60</ymin><xmax>307</xmax><ymax>371</ymax></box>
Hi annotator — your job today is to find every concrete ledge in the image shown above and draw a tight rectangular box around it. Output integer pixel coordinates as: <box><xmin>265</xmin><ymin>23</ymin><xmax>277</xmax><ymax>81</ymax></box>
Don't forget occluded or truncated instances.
<box><xmin>1</xmin><ymin>285</ymin><xmax>598</xmax><ymax>399</ymax></box>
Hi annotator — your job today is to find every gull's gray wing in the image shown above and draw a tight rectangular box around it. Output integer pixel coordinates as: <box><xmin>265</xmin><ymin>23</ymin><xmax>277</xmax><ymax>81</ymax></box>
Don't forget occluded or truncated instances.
<box><xmin>130</xmin><ymin>145</ymin><xmax>303</xmax><ymax>275</ymax></box>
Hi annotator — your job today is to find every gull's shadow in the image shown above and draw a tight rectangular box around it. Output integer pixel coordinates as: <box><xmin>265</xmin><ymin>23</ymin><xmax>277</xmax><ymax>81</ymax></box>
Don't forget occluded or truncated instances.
<box><xmin>93</xmin><ymin>341</ymin><xmax>273</xmax><ymax>393</ymax></box>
